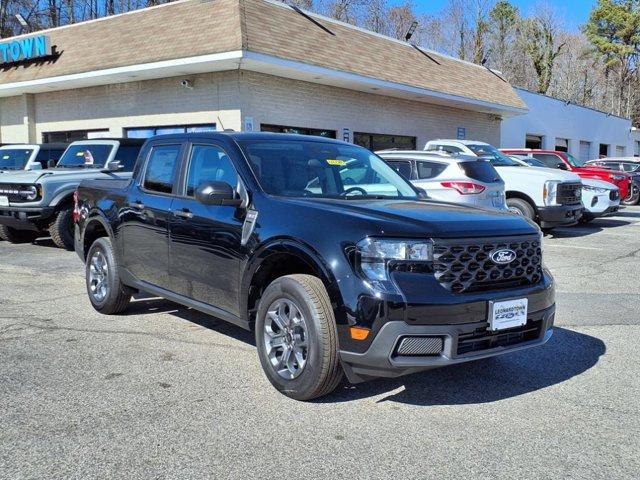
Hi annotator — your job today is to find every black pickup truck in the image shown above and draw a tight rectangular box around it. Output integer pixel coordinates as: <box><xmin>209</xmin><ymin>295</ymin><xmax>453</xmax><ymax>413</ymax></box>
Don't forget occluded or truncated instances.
<box><xmin>74</xmin><ymin>132</ymin><xmax>556</xmax><ymax>400</ymax></box>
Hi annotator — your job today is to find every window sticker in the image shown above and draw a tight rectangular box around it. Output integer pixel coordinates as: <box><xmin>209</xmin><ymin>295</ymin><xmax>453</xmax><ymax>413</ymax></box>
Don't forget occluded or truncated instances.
<box><xmin>326</xmin><ymin>159</ymin><xmax>346</xmax><ymax>167</ymax></box>
<box><xmin>2</xmin><ymin>155</ymin><xmax>8</xmax><ymax>160</ymax></box>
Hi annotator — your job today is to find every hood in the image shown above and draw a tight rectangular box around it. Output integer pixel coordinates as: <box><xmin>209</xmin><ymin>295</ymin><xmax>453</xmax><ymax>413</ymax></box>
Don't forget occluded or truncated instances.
<box><xmin>575</xmin><ymin>166</ymin><xmax>630</xmax><ymax>179</ymax></box>
<box><xmin>277</xmin><ymin>197</ymin><xmax>540</xmax><ymax>239</ymax></box>
<box><xmin>495</xmin><ymin>165</ymin><xmax>581</xmax><ymax>182</ymax></box>
<box><xmin>581</xmin><ymin>177</ymin><xmax>617</xmax><ymax>190</ymax></box>
<box><xmin>0</xmin><ymin>167</ymin><xmax>92</xmax><ymax>184</ymax></box>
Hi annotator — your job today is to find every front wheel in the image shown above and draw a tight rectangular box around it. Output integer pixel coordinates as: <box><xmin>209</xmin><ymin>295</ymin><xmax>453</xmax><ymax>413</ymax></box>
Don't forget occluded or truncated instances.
<box><xmin>506</xmin><ymin>198</ymin><xmax>535</xmax><ymax>221</ymax></box>
<box><xmin>86</xmin><ymin>237</ymin><xmax>131</xmax><ymax>314</ymax></box>
<box><xmin>49</xmin><ymin>207</ymin><xmax>75</xmax><ymax>250</ymax></box>
<box><xmin>255</xmin><ymin>274</ymin><xmax>343</xmax><ymax>401</ymax></box>
<box><xmin>622</xmin><ymin>182</ymin><xmax>640</xmax><ymax>206</ymax></box>
<box><xmin>0</xmin><ymin>225</ymin><xmax>38</xmax><ymax>244</ymax></box>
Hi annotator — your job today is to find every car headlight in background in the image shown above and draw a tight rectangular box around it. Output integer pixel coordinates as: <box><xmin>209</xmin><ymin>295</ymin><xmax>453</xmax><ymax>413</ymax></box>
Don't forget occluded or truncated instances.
<box><xmin>583</xmin><ymin>185</ymin><xmax>608</xmax><ymax>194</ymax></box>
<box><xmin>543</xmin><ymin>180</ymin><xmax>560</xmax><ymax>206</ymax></box>
<box><xmin>356</xmin><ymin>238</ymin><xmax>433</xmax><ymax>287</ymax></box>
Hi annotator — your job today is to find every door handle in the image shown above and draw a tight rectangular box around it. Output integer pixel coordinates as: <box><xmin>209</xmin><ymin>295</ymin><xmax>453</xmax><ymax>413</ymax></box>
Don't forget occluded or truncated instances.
<box><xmin>173</xmin><ymin>209</ymin><xmax>194</xmax><ymax>219</ymax></box>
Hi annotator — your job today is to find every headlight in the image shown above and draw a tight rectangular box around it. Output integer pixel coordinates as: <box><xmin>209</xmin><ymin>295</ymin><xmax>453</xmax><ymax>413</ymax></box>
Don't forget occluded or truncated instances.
<box><xmin>543</xmin><ymin>180</ymin><xmax>560</xmax><ymax>206</ymax></box>
<box><xmin>19</xmin><ymin>185</ymin><xmax>39</xmax><ymax>201</ymax></box>
<box><xmin>583</xmin><ymin>185</ymin><xmax>608</xmax><ymax>194</ymax></box>
<box><xmin>356</xmin><ymin>238</ymin><xmax>433</xmax><ymax>286</ymax></box>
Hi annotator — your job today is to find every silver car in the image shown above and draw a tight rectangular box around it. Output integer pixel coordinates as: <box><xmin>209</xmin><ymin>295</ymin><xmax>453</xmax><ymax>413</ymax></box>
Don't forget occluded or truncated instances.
<box><xmin>378</xmin><ymin>150</ymin><xmax>506</xmax><ymax>210</ymax></box>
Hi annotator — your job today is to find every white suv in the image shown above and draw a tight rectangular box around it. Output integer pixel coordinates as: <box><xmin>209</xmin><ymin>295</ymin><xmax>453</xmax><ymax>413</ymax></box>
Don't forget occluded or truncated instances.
<box><xmin>425</xmin><ymin>140</ymin><xmax>584</xmax><ymax>229</ymax></box>
<box><xmin>378</xmin><ymin>150</ymin><xmax>506</xmax><ymax>210</ymax></box>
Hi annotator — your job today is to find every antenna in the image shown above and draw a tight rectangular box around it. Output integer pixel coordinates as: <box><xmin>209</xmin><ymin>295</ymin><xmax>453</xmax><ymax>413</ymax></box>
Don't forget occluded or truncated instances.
<box><xmin>405</xmin><ymin>21</ymin><xmax>418</xmax><ymax>42</ymax></box>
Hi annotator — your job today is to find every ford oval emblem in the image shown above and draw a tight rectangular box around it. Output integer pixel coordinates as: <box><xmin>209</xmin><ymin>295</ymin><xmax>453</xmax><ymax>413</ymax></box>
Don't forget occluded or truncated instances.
<box><xmin>491</xmin><ymin>249</ymin><xmax>517</xmax><ymax>265</ymax></box>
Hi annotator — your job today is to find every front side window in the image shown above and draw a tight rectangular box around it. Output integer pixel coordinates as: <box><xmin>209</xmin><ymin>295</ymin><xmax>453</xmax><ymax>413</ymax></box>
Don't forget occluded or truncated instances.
<box><xmin>564</xmin><ymin>153</ymin><xmax>585</xmax><ymax>168</ymax></box>
<box><xmin>239</xmin><ymin>140</ymin><xmax>417</xmax><ymax>199</ymax></box>
<box><xmin>532</xmin><ymin>153</ymin><xmax>564</xmax><ymax>169</ymax></box>
<box><xmin>114</xmin><ymin>145</ymin><xmax>143</xmax><ymax>171</ymax></box>
<box><xmin>143</xmin><ymin>145</ymin><xmax>181</xmax><ymax>194</ymax></box>
<box><xmin>186</xmin><ymin>145</ymin><xmax>238</xmax><ymax>197</ymax></box>
<box><xmin>57</xmin><ymin>144</ymin><xmax>114</xmax><ymax>168</ymax></box>
<box><xmin>0</xmin><ymin>149</ymin><xmax>34</xmax><ymax>170</ymax></box>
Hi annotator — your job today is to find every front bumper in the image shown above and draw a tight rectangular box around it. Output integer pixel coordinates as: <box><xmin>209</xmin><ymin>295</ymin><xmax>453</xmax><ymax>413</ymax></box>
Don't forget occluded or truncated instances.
<box><xmin>537</xmin><ymin>204</ymin><xmax>583</xmax><ymax>228</ymax></box>
<box><xmin>340</xmin><ymin>304</ymin><xmax>555</xmax><ymax>382</ymax></box>
<box><xmin>0</xmin><ymin>206</ymin><xmax>55</xmax><ymax>231</ymax></box>
<box><xmin>583</xmin><ymin>205</ymin><xmax>620</xmax><ymax>220</ymax></box>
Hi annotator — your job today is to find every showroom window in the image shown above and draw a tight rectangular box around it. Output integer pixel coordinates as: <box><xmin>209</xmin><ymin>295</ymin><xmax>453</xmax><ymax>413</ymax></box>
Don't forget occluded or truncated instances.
<box><xmin>43</xmin><ymin>129</ymin><xmax>109</xmax><ymax>143</ymax></box>
<box><xmin>125</xmin><ymin>124</ymin><xmax>216</xmax><ymax>139</ymax></box>
<box><xmin>260</xmin><ymin>124</ymin><xmax>336</xmax><ymax>138</ymax></box>
<box><xmin>555</xmin><ymin>138</ymin><xmax>569</xmax><ymax>153</ymax></box>
<box><xmin>354</xmin><ymin>133</ymin><xmax>416</xmax><ymax>151</ymax></box>
<box><xmin>599</xmin><ymin>144</ymin><xmax>610</xmax><ymax>157</ymax></box>
<box><xmin>525</xmin><ymin>134</ymin><xmax>542</xmax><ymax>149</ymax></box>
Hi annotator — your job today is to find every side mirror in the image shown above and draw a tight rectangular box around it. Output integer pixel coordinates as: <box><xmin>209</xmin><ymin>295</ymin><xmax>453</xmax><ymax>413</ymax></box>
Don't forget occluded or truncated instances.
<box><xmin>29</xmin><ymin>163</ymin><xmax>43</xmax><ymax>171</ymax></box>
<box><xmin>47</xmin><ymin>159</ymin><xmax>56</xmax><ymax>168</ymax></box>
<box><xmin>103</xmin><ymin>161</ymin><xmax>123</xmax><ymax>173</ymax></box>
<box><xmin>196</xmin><ymin>181</ymin><xmax>242</xmax><ymax>207</ymax></box>
<box><xmin>415</xmin><ymin>187</ymin><xmax>428</xmax><ymax>199</ymax></box>
<box><xmin>556</xmin><ymin>163</ymin><xmax>568</xmax><ymax>170</ymax></box>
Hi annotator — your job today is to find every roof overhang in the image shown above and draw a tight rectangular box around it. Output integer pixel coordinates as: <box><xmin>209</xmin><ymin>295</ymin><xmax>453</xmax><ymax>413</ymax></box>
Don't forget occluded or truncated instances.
<box><xmin>0</xmin><ymin>50</ymin><xmax>527</xmax><ymax>117</ymax></box>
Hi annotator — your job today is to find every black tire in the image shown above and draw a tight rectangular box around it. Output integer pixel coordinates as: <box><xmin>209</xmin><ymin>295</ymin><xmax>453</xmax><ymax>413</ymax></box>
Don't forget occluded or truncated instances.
<box><xmin>579</xmin><ymin>216</ymin><xmax>594</xmax><ymax>224</ymax></box>
<box><xmin>49</xmin><ymin>206</ymin><xmax>75</xmax><ymax>250</ymax></box>
<box><xmin>255</xmin><ymin>274</ymin><xmax>343</xmax><ymax>401</ymax></box>
<box><xmin>622</xmin><ymin>182</ymin><xmax>640</xmax><ymax>206</ymax></box>
<box><xmin>506</xmin><ymin>197</ymin><xmax>535</xmax><ymax>221</ymax></box>
<box><xmin>0</xmin><ymin>225</ymin><xmax>38</xmax><ymax>244</ymax></box>
<box><xmin>85</xmin><ymin>237</ymin><xmax>131</xmax><ymax>314</ymax></box>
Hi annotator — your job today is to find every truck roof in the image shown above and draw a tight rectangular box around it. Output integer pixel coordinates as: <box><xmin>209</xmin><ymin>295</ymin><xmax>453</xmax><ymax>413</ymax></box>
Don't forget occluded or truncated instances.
<box><xmin>139</xmin><ymin>131</ymin><xmax>354</xmax><ymax>146</ymax></box>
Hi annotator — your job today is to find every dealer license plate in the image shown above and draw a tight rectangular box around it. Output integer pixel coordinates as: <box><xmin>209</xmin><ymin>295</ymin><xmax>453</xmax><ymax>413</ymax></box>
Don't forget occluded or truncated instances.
<box><xmin>489</xmin><ymin>298</ymin><xmax>528</xmax><ymax>331</ymax></box>
<box><xmin>0</xmin><ymin>196</ymin><xmax>8</xmax><ymax>207</ymax></box>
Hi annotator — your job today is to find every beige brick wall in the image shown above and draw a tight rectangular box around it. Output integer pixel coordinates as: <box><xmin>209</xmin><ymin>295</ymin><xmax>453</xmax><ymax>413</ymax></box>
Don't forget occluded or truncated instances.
<box><xmin>0</xmin><ymin>95</ymin><xmax>33</xmax><ymax>143</ymax></box>
<box><xmin>0</xmin><ymin>71</ymin><xmax>243</xmax><ymax>143</ymax></box>
<box><xmin>240</xmin><ymin>71</ymin><xmax>501</xmax><ymax>147</ymax></box>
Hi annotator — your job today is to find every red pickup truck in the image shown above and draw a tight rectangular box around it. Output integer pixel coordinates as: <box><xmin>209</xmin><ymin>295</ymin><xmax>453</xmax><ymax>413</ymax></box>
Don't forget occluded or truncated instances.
<box><xmin>502</xmin><ymin>149</ymin><xmax>637</xmax><ymax>204</ymax></box>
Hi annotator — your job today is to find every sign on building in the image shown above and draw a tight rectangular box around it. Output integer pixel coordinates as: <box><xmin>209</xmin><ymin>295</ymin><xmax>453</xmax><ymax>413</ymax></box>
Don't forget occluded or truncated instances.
<box><xmin>0</xmin><ymin>35</ymin><xmax>51</xmax><ymax>64</ymax></box>
<box><xmin>457</xmin><ymin>127</ymin><xmax>466</xmax><ymax>140</ymax></box>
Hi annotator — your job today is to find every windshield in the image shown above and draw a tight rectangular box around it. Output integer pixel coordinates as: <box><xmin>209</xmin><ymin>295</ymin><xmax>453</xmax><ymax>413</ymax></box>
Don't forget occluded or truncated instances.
<box><xmin>565</xmin><ymin>153</ymin><xmax>585</xmax><ymax>168</ymax></box>
<box><xmin>0</xmin><ymin>149</ymin><xmax>34</xmax><ymax>170</ymax></box>
<box><xmin>239</xmin><ymin>140</ymin><xmax>418</xmax><ymax>199</ymax></box>
<box><xmin>57</xmin><ymin>144</ymin><xmax>114</xmax><ymax>168</ymax></box>
<box><xmin>467</xmin><ymin>144</ymin><xmax>521</xmax><ymax>167</ymax></box>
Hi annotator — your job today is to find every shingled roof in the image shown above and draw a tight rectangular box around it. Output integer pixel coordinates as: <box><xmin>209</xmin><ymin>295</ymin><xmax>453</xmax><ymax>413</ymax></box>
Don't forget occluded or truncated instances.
<box><xmin>0</xmin><ymin>0</ymin><xmax>526</xmax><ymax>112</ymax></box>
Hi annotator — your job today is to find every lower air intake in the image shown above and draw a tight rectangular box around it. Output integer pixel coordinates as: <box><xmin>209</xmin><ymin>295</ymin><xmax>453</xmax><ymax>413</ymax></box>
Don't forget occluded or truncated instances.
<box><xmin>395</xmin><ymin>336</ymin><xmax>443</xmax><ymax>356</ymax></box>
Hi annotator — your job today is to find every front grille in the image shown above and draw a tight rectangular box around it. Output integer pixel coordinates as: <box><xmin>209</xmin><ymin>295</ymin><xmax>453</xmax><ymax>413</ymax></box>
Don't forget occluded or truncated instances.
<box><xmin>433</xmin><ymin>235</ymin><xmax>543</xmax><ymax>294</ymax></box>
<box><xmin>457</xmin><ymin>319</ymin><xmax>542</xmax><ymax>355</ymax></box>
<box><xmin>0</xmin><ymin>184</ymin><xmax>33</xmax><ymax>203</ymax></box>
<box><xmin>557</xmin><ymin>182</ymin><xmax>582</xmax><ymax>205</ymax></box>
<box><xmin>395</xmin><ymin>336</ymin><xmax>443</xmax><ymax>356</ymax></box>
<box><xmin>610</xmin><ymin>190</ymin><xmax>620</xmax><ymax>201</ymax></box>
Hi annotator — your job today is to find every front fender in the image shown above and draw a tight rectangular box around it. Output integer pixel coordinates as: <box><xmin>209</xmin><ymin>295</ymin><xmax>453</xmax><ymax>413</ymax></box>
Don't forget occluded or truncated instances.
<box><xmin>48</xmin><ymin>185</ymin><xmax>78</xmax><ymax>207</ymax></box>
<box><xmin>79</xmin><ymin>212</ymin><xmax>116</xmax><ymax>260</ymax></box>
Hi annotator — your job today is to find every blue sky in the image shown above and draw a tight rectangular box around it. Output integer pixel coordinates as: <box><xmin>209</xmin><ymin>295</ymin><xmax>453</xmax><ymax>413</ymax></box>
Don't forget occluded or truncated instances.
<box><xmin>390</xmin><ymin>0</ymin><xmax>597</xmax><ymax>32</ymax></box>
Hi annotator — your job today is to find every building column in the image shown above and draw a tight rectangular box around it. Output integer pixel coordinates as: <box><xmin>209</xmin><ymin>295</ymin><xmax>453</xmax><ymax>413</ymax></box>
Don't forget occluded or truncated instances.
<box><xmin>568</xmin><ymin>138</ymin><xmax>580</xmax><ymax>158</ymax></box>
<box><xmin>541</xmin><ymin>135</ymin><xmax>555</xmax><ymax>151</ymax></box>
<box><xmin>24</xmin><ymin>94</ymin><xmax>37</xmax><ymax>143</ymax></box>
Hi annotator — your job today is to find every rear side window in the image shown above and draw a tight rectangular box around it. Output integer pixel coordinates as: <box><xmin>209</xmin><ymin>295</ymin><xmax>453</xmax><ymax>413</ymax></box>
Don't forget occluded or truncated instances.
<box><xmin>428</xmin><ymin>144</ymin><xmax>463</xmax><ymax>154</ymax></box>
<box><xmin>417</xmin><ymin>161</ymin><xmax>447</xmax><ymax>179</ymax></box>
<box><xmin>460</xmin><ymin>160</ymin><xmax>501</xmax><ymax>183</ymax></box>
<box><xmin>143</xmin><ymin>145</ymin><xmax>181</xmax><ymax>194</ymax></box>
<box><xmin>114</xmin><ymin>145</ymin><xmax>143</xmax><ymax>171</ymax></box>
<box><xmin>387</xmin><ymin>160</ymin><xmax>412</xmax><ymax>179</ymax></box>
<box><xmin>186</xmin><ymin>145</ymin><xmax>238</xmax><ymax>197</ymax></box>
<box><xmin>532</xmin><ymin>154</ymin><xmax>563</xmax><ymax>168</ymax></box>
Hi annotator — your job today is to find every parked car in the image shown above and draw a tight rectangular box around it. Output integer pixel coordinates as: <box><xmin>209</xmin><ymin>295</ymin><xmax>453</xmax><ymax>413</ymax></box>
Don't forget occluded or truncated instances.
<box><xmin>75</xmin><ymin>132</ymin><xmax>556</xmax><ymax>401</ymax></box>
<box><xmin>501</xmin><ymin>148</ymin><xmax>638</xmax><ymax>205</ymax></box>
<box><xmin>584</xmin><ymin>158</ymin><xmax>640</xmax><ymax>203</ymax></box>
<box><xmin>0</xmin><ymin>138</ymin><xmax>143</xmax><ymax>247</ymax></box>
<box><xmin>424</xmin><ymin>140</ymin><xmax>584</xmax><ymax>229</ymax></box>
<box><xmin>377</xmin><ymin>150</ymin><xmax>506</xmax><ymax>210</ymax></box>
<box><xmin>0</xmin><ymin>143</ymin><xmax>67</xmax><ymax>172</ymax></box>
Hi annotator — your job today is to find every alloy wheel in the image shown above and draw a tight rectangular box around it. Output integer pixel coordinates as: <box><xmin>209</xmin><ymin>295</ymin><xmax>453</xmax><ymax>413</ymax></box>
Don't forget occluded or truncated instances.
<box><xmin>88</xmin><ymin>250</ymin><xmax>109</xmax><ymax>302</ymax></box>
<box><xmin>263</xmin><ymin>299</ymin><xmax>309</xmax><ymax>380</ymax></box>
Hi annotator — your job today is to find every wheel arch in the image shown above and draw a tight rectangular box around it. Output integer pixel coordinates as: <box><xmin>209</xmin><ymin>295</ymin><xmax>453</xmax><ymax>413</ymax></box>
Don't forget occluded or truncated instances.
<box><xmin>505</xmin><ymin>190</ymin><xmax>539</xmax><ymax>215</ymax></box>
<box><xmin>81</xmin><ymin>214</ymin><xmax>115</xmax><ymax>261</ymax></box>
<box><xmin>241</xmin><ymin>239</ymin><xmax>343</xmax><ymax>329</ymax></box>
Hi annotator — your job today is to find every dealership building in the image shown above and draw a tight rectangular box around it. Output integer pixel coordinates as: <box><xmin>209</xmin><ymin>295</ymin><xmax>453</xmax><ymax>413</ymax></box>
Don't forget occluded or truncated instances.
<box><xmin>0</xmin><ymin>0</ymin><xmax>526</xmax><ymax>150</ymax></box>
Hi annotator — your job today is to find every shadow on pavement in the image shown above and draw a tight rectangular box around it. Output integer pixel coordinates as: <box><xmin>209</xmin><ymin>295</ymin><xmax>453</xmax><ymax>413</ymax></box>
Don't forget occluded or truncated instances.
<box><xmin>548</xmin><ymin>219</ymin><xmax>631</xmax><ymax>238</ymax></box>
<box><xmin>321</xmin><ymin>327</ymin><xmax>605</xmax><ymax>406</ymax></box>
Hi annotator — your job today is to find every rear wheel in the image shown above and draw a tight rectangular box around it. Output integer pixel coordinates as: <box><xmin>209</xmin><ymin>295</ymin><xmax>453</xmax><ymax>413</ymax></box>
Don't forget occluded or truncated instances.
<box><xmin>506</xmin><ymin>198</ymin><xmax>535</xmax><ymax>221</ymax></box>
<box><xmin>86</xmin><ymin>237</ymin><xmax>131</xmax><ymax>314</ymax></box>
<box><xmin>0</xmin><ymin>225</ymin><xmax>38</xmax><ymax>244</ymax></box>
<box><xmin>255</xmin><ymin>274</ymin><xmax>343</xmax><ymax>401</ymax></box>
<box><xmin>49</xmin><ymin>206</ymin><xmax>75</xmax><ymax>250</ymax></box>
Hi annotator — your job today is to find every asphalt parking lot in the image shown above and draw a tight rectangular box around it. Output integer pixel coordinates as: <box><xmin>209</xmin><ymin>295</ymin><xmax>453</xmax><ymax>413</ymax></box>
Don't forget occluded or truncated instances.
<box><xmin>1</xmin><ymin>209</ymin><xmax>639</xmax><ymax>480</ymax></box>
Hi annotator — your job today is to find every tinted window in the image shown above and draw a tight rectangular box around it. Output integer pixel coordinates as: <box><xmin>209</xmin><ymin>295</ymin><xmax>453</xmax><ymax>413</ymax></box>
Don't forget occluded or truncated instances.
<box><xmin>58</xmin><ymin>144</ymin><xmax>113</xmax><ymax>168</ymax></box>
<box><xmin>143</xmin><ymin>145</ymin><xmax>181</xmax><ymax>194</ymax></box>
<box><xmin>387</xmin><ymin>160</ymin><xmax>412</xmax><ymax>179</ymax></box>
<box><xmin>239</xmin><ymin>140</ymin><xmax>416</xmax><ymax>199</ymax></box>
<box><xmin>354</xmin><ymin>133</ymin><xmax>416</xmax><ymax>151</ymax></box>
<box><xmin>622</xmin><ymin>163</ymin><xmax>639</xmax><ymax>172</ymax></box>
<box><xmin>532</xmin><ymin>154</ymin><xmax>563</xmax><ymax>169</ymax></box>
<box><xmin>0</xmin><ymin>149</ymin><xmax>33</xmax><ymax>170</ymax></box>
<box><xmin>186</xmin><ymin>145</ymin><xmax>238</xmax><ymax>197</ymax></box>
<box><xmin>417</xmin><ymin>161</ymin><xmax>447</xmax><ymax>179</ymax></box>
<box><xmin>460</xmin><ymin>160</ymin><xmax>501</xmax><ymax>183</ymax></box>
<box><xmin>427</xmin><ymin>144</ymin><xmax>463</xmax><ymax>154</ymax></box>
<box><xmin>261</xmin><ymin>124</ymin><xmax>336</xmax><ymax>138</ymax></box>
<box><xmin>114</xmin><ymin>145</ymin><xmax>142</xmax><ymax>171</ymax></box>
